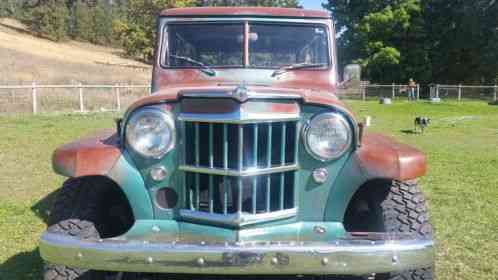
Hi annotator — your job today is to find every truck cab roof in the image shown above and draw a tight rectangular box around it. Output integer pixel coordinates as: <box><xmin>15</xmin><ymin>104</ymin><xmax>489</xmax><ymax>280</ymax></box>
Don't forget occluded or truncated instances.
<box><xmin>160</xmin><ymin>7</ymin><xmax>331</xmax><ymax>19</ymax></box>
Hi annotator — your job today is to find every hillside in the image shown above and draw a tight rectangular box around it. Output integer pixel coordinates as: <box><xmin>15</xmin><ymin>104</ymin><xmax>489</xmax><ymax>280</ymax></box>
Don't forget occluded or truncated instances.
<box><xmin>0</xmin><ymin>18</ymin><xmax>152</xmax><ymax>84</ymax></box>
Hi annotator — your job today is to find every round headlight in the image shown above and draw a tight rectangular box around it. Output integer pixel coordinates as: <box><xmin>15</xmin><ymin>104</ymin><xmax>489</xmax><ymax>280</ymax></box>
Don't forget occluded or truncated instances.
<box><xmin>304</xmin><ymin>112</ymin><xmax>352</xmax><ymax>161</ymax></box>
<box><xmin>126</xmin><ymin>108</ymin><xmax>175</xmax><ymax>158</ymax></box>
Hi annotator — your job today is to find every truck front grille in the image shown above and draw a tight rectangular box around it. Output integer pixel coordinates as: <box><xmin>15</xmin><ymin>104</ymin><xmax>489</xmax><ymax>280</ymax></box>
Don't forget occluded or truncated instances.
<box><xmin>180</xmin><ymin>121</ymin><xmax>299</xmax><ymax>227</ymax></box>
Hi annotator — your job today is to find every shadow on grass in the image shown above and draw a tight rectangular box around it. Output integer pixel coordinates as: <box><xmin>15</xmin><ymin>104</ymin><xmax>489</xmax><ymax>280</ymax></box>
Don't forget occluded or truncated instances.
<box><xmin>401</xmin><ymin>129</ymin><xmax>418</xmax><ymax>134</ymax></box>
<box><xmin>0</xmin><ymin>249</ymin><xmax>43</xmax><ymax>280</ymax></box>
<box><xmin>1</xmin><ymin>190</ymin><xmax>61</xmax><ymax>279</ymax></box>
<box><xmin>31</xmin><ymin>189</ymin><xmax>60</xmax><ymax>225</ymax></box>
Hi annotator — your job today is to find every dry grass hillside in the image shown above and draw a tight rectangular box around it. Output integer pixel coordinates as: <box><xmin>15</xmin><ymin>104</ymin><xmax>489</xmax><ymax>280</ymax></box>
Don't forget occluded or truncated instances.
<box><xmin>0</xmin><ymin>18</ymin><xmax>151</xmax><ymax>84</ymax></box>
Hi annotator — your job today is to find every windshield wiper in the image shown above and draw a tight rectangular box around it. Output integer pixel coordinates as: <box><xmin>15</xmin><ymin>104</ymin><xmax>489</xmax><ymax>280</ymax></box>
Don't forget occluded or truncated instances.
<box><xmin>271</xmin><ymin>63</ymin><xmax>326</xmax><ymax>77</ymax></box>
<box><xmin>169</xmin><ymin>54</ymin><xmax>216</xmax><ymax>76</ymax></box>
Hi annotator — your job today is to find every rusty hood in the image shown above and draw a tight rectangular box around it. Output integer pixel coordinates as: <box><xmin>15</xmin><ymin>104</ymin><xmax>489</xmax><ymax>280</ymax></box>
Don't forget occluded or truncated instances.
<box><xmin>126</xmin><ymin>85</ymin><xmax>356</xmax><ymax>120</ymax></box>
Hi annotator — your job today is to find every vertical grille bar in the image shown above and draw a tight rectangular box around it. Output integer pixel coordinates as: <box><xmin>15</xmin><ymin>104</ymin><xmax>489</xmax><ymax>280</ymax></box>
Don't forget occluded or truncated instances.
<box><xmin>252</xmin><ymin>124</ymin><xmax>258</xmax><ymax>214</ymax></box>
<box><xmin>223</xmin><ymin>177</ymin><xmax>228</xmax><ymax>215</ymax></box>
<box><xmin>208</xmin><ymin>175</ymin><xmax>214</xmax><ymax>213</ymax></box>
<box><xmin>280</xmin><ymin>123</ymin><xmax>287</xmax><ymax>210</ymax></box>
<box><xmin>238</xmin><ymin>125</ymin><xmax>243</xmax><ymax>170</ymax></box>
<box><xmin>253</xmin><ymin>124</ymin><xmax>259</xmax><ymax>166</ymax></box>
<box><xmin>209</xmin><ymin>124</ymin><xmax>214</xmax><ymax>168</ymax></box>
<box><xmin>294</xmin><ymin>122</ymin><xmax>299</xmax><ymax>164</ymax></box>
<box><xmin>266</xmin><ymin>123</ymin><xmax>272</xmax><ymax>212</ymax></box>
<box><xmin>194</xmin><ymin>123</ymin><xmax>200</xmax><ymax>210</ymax></box>
<box><xmin>237</xmin><ymin>178</ymin><xmax>243</xmax><ymax>212</ymax></box>
<box><xmin>238</xmin><ymin>125</ymin><xmax>244</xmax><ymax>213</ymax></box>
<box><xmin>189</xmin><ymin>187</ymin><xmax>194</xmax><ymax>210</ymax></box>
<box><xmin>208</xmin><ymin>124</ymin><xmax>214</xmax><ymax>213</ymax></box>
<box><xmin>223</xmin><ymin>124</ymin><xmax>228</xmax><ymax>169</ymax></box>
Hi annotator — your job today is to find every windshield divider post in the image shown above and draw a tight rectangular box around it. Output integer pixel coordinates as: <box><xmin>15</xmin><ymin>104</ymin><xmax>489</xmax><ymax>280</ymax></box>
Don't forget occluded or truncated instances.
<box><xmin>244</xmin><ymin>21</ymin><xmax>250</xmax><ymax>67</ymax></box>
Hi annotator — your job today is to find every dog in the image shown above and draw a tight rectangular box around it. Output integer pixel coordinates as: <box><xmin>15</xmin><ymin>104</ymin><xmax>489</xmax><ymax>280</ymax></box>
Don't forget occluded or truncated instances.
<box><xmin>414</xmin><ymin>117</ymin><xmax>431</xmax><ymax>133</ymax></box>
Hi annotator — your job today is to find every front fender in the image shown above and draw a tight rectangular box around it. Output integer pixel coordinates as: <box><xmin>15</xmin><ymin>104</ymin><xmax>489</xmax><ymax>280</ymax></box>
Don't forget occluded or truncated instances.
<box><xmin>52</xmin><ymin>129</ymin><xmax>121</xmax><ymax>178</ymax></box>
<box><xmin>324</xmin><ymin>133</ymin><xmax>426</xmax><ymax>222</ymax></box>
<box><xmin>52</xmin><ymin>130</ymin><xmax>153</xmax><ymax>219</ymax></box>
<box><xmin>357</xmin><ymin>133</ymin><xmax>426</xmax><ymax>181</ymax></box>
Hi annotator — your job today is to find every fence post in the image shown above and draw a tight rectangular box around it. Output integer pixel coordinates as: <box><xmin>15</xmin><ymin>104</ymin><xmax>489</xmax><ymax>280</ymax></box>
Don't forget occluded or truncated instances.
<box><xmin>494</xmin><ymin>85</ymin><xmax>497</xmax><ymax>102</ymax></box>
<box><xmin>362</xmin><ymin>84</ymin><xmax>366</xmax><ymax>101</ymax></box>
<box><xmin>115</xmin><ymin>84</ymin><xmax>121</xmax><ymax>111</ymax></box>
<box><xmin>416</xmin><ymin>84</ymin><xmax>420</xmax><ymax>100</ymax></box>
<box><xmin>458</xmin><ymin>84</ymin><xmax>462</xmax><ymax>101</ymax></box>
<box><xmin>436</xmin><ymin>84</ymin><xmax>440</xmax><ymax>99</ymax></box>
<box><xmin>31</xmin><ymin>81</ymin><xmax>37</xmax><ymax>114</ymax></box>
<box><xmin>78</xmin><ymin>83</ymin><xmax>84</xmax><ymax>112</ymax></box>
<box><xmin>392</xmin><ymin>83</ymin><xmax>395</xmax><ymax>99</ymax></box>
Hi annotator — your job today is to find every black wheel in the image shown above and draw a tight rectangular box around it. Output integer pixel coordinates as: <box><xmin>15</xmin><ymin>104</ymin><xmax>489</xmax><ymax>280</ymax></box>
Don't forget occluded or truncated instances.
<box><xmin>44</xmin><ymin>178</ymin><xmax>133</xmax><ymax>280</ymax></box>
<box><xmin>344</xmin><ymin>180</ymin><xmax>434</xmax><ymax>280</ymax></box>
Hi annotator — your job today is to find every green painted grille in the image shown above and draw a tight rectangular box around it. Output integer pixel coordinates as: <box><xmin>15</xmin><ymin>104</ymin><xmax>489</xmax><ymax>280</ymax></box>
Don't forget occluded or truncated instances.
<box><xmin>183</xmin><ymin>122</ymin><xmax>299</xmax><ymax>215</ymax></box>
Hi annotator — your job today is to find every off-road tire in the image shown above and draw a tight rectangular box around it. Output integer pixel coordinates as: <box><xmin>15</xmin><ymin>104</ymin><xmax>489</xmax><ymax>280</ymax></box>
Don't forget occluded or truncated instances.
<box><xmin>44</xmin><ymin>179</ymin><xmax>107</xmax><ymax>280</ymax></box>
<box><xmin>378</xmin><ymin>181</ymin><xmax>434</xmax><ymax>280</ymax></box>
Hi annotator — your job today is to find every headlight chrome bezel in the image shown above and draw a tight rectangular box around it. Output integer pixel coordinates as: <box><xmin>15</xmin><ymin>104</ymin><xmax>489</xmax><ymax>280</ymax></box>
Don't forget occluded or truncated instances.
<box><xmin>303</xmin><ymin>112</ymin><xmax>353</xmax><ymax>162</ymax></box>
<box><xmin>125</xmin><ymin>107</ymin><xmax>176</xmax><ymax>159</ymax></box>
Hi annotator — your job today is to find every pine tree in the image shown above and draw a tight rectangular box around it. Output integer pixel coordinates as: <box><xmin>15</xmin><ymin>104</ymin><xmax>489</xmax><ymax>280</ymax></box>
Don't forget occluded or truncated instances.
<box><xmin>31</xmin><ymin>0</ymin><xmax>70</xmax><ymax>41</ymax></box>
<box><xmin>92</xmin><ymin>1</ymin><xmax>112</xmax><ymax>44</ymax></box>
<box><xmin>73</xmin><ymin>0</ymin><xmax>93</xmax><ymax>41</ymax></box>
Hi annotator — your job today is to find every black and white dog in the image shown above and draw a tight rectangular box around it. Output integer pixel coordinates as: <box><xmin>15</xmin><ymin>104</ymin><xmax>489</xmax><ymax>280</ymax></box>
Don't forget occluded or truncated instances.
<box><xmin>414</xmin><ymin>117</ymin><xmax>431</xmax><ymax>133</ymax></box>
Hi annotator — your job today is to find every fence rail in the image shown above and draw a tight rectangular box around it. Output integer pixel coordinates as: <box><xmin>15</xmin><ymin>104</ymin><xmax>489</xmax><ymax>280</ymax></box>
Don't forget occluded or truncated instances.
<box><xmin>342</xmin><ymin>83</ymin><xmax>498</xmax><ymax>102</ymax></box>
<box><xmin>1</xmin><ymin>82</ymin><xmax>497</xmax><ymax>115</ymax></box>
<box><xmin>432</xmin><ymin>84</ymin><xmax>498</xmax><ymax>101</ymax></box>
<box><xmin>0</xmin><ymin>83</ymin><xmax>151</xmax><ymax>114</ymax></box>
<box><xmin>342</xmin><ymin>83</ymin><xmax>420</xmax><ymax>101</ymax></box>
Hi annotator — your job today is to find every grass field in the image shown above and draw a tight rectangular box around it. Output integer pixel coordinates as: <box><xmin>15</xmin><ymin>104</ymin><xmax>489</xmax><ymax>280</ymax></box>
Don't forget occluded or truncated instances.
<box><xmin>0</xmin><ymin>101</ymin><xmax>497</xmax><ymax>279</ymax></box>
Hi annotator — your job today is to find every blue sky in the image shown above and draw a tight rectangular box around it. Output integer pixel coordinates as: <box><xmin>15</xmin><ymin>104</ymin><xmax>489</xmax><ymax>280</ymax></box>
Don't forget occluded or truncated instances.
<box><xmin>300</xmin><ymin>0</ymin><xmax>326</xmax><ymax>10</ymax></box>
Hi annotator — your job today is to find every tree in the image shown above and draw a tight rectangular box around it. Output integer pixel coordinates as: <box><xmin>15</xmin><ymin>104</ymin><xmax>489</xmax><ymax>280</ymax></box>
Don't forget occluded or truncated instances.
<box><xmin>31</xmin><ymin>0</ymin><xmax>70</xmax><ymax>41</ymax></box>
<box><xmin>73</xmin><ymin>0</ymin><xmax>93</xmax><ymax>41</ymax></box>
<box><xmin>325</xmin><ymin>0</ymin><xmax>498</xmax><ymax>84</ymax></box>
<box><xmin>325</xmin><ymin>0</ymin><xmax>429</xmax><ymax>83</ymax></box>
<box><xmin>423</xmin><ymin>0</ymin><xmax>498</xmax><ymax>83</ymax></box>
<box><xmin>92</xmin><ymin>1</ymin><xmax>113</xmax><ymax>44</ymax></box>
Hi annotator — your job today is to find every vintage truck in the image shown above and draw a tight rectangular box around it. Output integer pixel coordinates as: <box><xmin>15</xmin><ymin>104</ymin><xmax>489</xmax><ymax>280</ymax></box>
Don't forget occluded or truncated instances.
<box><xmin>40</xmin><ymin>7</ymin><xmax>434</xmax><ymax>280</ymax></box>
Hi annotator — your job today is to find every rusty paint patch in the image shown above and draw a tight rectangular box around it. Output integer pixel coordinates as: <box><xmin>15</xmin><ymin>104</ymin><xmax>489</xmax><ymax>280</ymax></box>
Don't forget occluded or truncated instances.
<box><xmin>356</xmin><ymin>133</ymin><xmax>427</xmax><ymax>181</ymax></box>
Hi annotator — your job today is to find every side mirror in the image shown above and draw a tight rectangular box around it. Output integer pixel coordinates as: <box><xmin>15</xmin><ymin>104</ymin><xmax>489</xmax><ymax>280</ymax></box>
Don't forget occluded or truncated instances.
<box><xmin>344</xmin><ymin>64</ymin><xmax>361</xmax><ymax>83</ymax></box>
<box><xmin>337</xmin><ymin>64</ymin><xmax>362</xmax><ymax>97</ymax></box>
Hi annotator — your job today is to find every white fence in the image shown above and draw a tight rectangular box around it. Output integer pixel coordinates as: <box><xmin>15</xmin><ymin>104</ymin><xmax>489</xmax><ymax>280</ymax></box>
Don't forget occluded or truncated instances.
<box><xmin>343</xmin><ymin>83</ymin><xmax>420</xmax><ymax>100</ymax></box>
<box><xmin>1</xmin><ymin>82</ymin><xmax>497</xmax><ymax>114</ymax></box>
<box><xmin>0</xmin><ymin>83</ymin><xmax>151</xmax><ymax>114</ymax></box>
<box><xmin>432</xmin><ymin>84</ymin><xmax>498</xmax><ymax>101</ymax></box>
<box><xmin>343</xmin><ymin>83</ymin><xmax>498</xmax><ymax>102</ymax></box>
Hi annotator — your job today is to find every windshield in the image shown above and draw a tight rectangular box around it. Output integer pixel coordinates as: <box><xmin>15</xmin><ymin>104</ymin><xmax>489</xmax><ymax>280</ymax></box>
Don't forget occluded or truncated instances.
<box><xmin>164</xmin><ymin>22</ymin><xmax>329</xmax><ymax>69</ymax></box>
<box><xmin>166</xmin><ymin>23</ymin><xmax>244</xmax><ymax>67</ymax></box>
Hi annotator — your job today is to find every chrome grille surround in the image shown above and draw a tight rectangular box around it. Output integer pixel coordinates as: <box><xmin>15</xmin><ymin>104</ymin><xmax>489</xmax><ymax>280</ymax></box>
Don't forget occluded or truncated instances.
<box><xmin>179</xmin><ymin>98</ymin><xmax>301</xmax><ymax>227</ymax></box>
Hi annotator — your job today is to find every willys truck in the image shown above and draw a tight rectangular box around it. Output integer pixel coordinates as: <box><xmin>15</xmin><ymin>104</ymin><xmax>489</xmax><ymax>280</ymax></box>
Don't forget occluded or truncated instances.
<box><xmin>40</xmin><ymin>7</ymin><xmax>434</xmax><ymax>280</ymax></box>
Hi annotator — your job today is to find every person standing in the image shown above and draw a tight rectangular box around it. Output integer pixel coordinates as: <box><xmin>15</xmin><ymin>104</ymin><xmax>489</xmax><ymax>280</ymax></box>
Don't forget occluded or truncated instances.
<box><xmin>408</xmin><ymin>78</ymin><xmax>417</xmax><ymax>101</ymax></box>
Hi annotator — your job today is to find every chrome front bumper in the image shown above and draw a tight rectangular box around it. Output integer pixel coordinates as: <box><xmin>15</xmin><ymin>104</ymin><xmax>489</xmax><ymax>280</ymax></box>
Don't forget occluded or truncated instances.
<box><xmin>40</xmin><ymin>232</ymin><xmax>434</xmax><ymax>276</ymax></box>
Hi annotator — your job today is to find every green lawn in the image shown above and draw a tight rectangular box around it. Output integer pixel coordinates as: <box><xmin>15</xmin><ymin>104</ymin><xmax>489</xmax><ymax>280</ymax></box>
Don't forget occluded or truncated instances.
<box><xmin>0</xmin><ymin>101</ymin><xmax>497</xmax><ymax>279</ymax></box>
